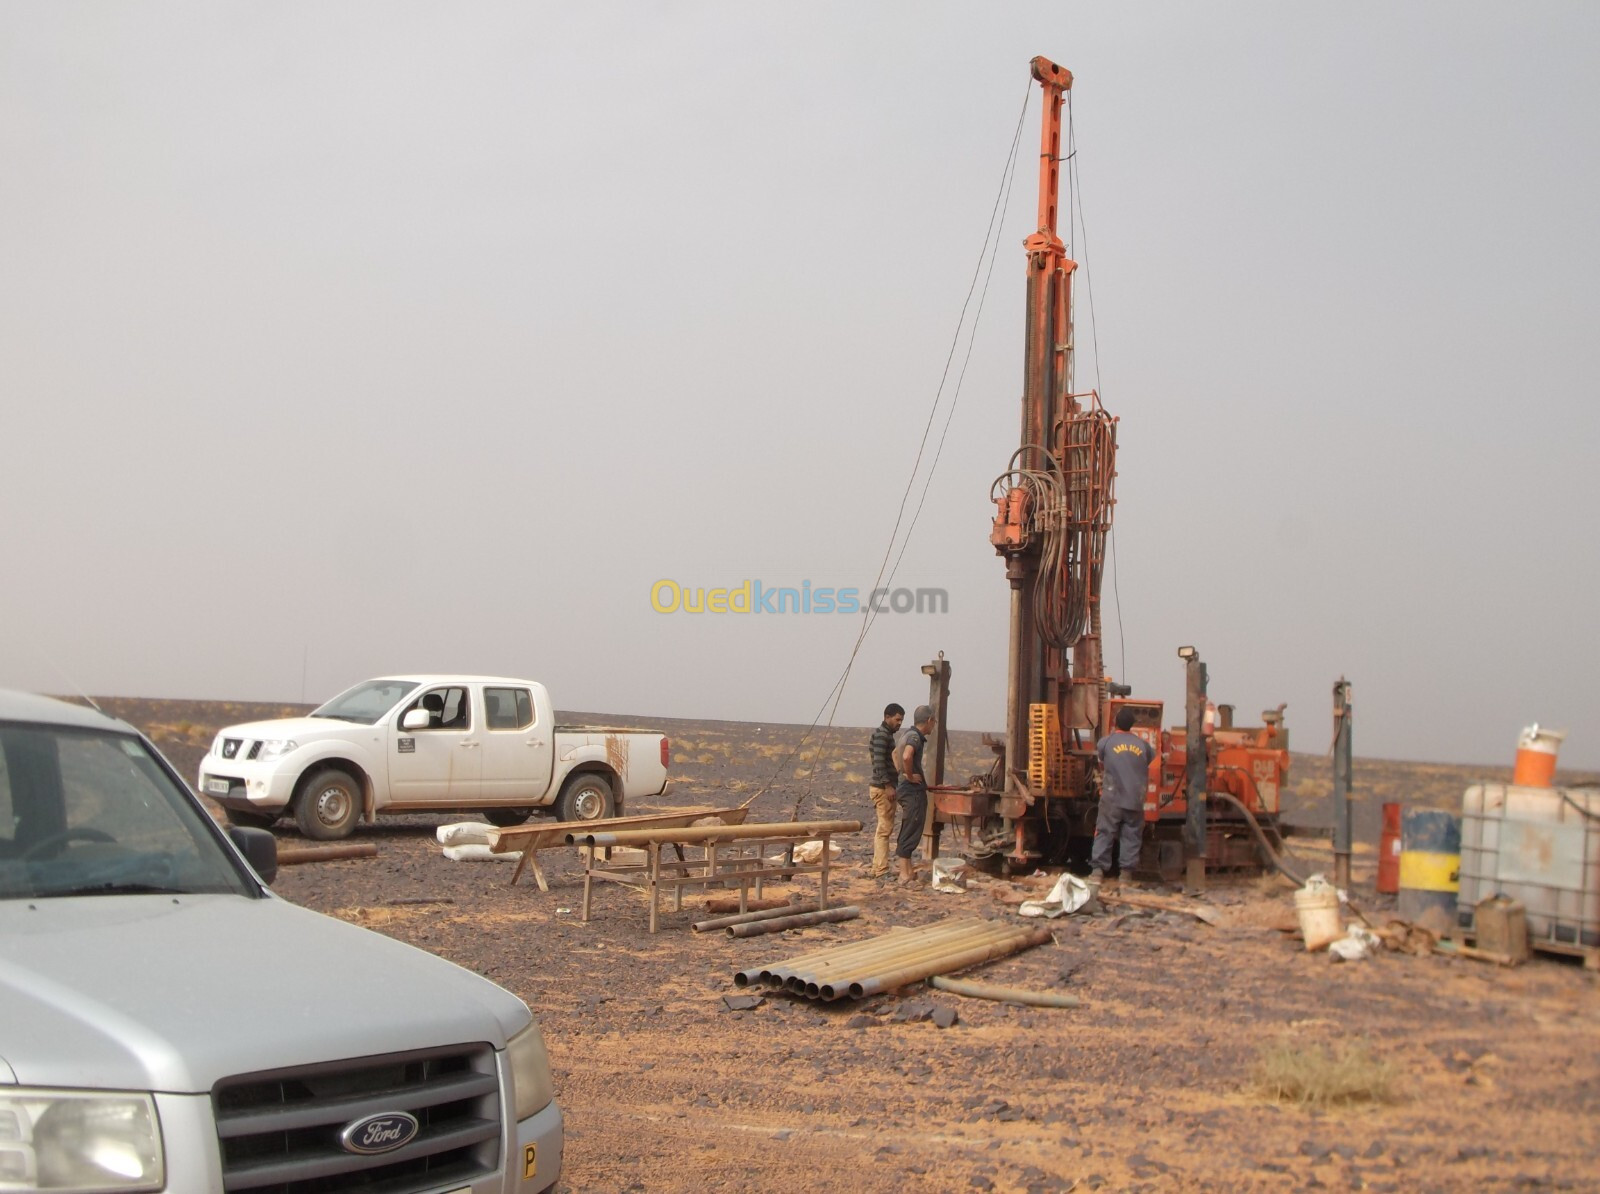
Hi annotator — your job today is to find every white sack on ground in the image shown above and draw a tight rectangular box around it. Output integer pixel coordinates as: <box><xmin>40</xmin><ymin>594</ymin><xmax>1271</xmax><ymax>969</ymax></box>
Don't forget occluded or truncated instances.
<box><xmin>436</xmin><ymin>822</ymin><xmax>494</xmax><ymax>847</ymax></box>
<box><xmin>1019</xmin><ymin>872</ymin><xmax>1093</xmax><ymax>918</ymax></box>
<box><xmin>442</xmin><ymin>843</ymin><xmax>521</xmax><ymax>862</ymax></box>
<box><xmin>787</xmin><ymin>839</ymin><xmax>841</xmax><ymax>864</ymax></box>
<box><xmin>931</xmin><ymin>857</ymin><xmax>969</xmax><ymax>894</ymax></box>
<box><xmin>1328</xmin><ymin>924</ymin><xmax>1381</xmax><ymax>962</ymax></box>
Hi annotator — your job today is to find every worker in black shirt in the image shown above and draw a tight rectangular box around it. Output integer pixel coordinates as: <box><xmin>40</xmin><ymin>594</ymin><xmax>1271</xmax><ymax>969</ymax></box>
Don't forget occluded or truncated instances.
<box><xmin>866</xmin><ymin>703</ymin><xmax>905</xmax><ymax>877</ymax></box>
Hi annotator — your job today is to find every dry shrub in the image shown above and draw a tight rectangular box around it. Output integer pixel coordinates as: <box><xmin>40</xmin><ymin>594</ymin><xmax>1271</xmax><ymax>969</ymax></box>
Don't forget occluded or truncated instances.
<box><xmin>697</xmin><ymin>753</ymin><xmax>715</xmax><ymax>765</ymax></box>
<box><xmin>793</xmin><ymin>768</ymin><xmax>811</xmax><ymax>779</ymax></box>
<box><xmin>672</xmin><ymin>753</ymin><xmax>690</xmax><ymax>765</ymax></box>
<box><xmin>844</xmin><ymin>771</ymin><xmax>865</xmax><ymax>784</ymax></box>
<box><xmin>1254</xmin><ymin>1037</ymin><xmax>1396</xmax><ymax>1108</ymax></box>
<box><xmin>798</xmin><ymin>749</ymin><xmax>817</xmax><ymax>761</ymax></box>
<box><xmin>828</xmin><ymin>760</ymin><xmax>846</xmax><ymax>772</ymax></box>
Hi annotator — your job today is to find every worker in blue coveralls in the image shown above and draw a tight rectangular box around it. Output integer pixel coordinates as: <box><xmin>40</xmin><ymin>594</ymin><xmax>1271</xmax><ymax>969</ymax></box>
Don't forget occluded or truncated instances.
<box><xmin>1090</xmin><ymin>707</ymin><xmax>1155</xmax><ymax>882</ymax></box>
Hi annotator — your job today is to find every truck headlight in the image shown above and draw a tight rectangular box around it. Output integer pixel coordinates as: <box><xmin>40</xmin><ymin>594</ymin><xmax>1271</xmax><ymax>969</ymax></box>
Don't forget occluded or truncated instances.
<box><xmin>0</xmin><ymin>1090</ymin><xmax>163</xmax><ymax>1192</ymax></box>
<box><xmin>506</xmin><ymin>1020</ymin><xmax>554</xmax><ymax>1120</ymax></box>
<box><xmin>258</xmin><ymin>739</ymin><xmax>298</xmax><ymax>759</ymax></box>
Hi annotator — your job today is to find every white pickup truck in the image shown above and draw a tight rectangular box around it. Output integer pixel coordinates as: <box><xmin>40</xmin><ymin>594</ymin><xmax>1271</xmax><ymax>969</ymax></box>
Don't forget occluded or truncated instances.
<box><xmin>197</xmin><ymin>675</ymin><xmax>670</xmax><ymax>840</ymax></box>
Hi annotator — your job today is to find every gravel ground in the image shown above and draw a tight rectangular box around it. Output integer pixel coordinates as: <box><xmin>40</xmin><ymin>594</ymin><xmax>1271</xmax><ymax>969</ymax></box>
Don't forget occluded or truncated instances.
<box><xmin>93</xmin><ymin>698</ymin><xmax>1600</xmax><ymax>1191</ymax></box>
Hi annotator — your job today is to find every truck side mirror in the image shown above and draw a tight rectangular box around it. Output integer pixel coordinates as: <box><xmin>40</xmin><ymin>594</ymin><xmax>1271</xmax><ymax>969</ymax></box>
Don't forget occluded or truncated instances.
<box><xmin>227</xmin><ymin>826</ymin><xmax>278</xmax><ymax>886</ymax></box>
<box><xmin>401</xmin><ymin>708</ymin><xmax>431</xmax><ymax>731</ymax></box>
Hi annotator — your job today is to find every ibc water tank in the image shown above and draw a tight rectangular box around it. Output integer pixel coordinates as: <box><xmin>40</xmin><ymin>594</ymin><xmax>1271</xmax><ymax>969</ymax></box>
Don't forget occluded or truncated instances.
<box><xmin>1458</xmin><ymin>783</ymin><xmax>1600</xmax><ymax>956</ymax></box>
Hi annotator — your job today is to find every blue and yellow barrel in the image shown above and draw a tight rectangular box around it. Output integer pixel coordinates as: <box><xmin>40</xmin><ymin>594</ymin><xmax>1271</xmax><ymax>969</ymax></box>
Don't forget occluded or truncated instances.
<box><xmin>1397</xmin><ymin>808</ymin><xmax>1460</xmax><ymax>922</ymax></box>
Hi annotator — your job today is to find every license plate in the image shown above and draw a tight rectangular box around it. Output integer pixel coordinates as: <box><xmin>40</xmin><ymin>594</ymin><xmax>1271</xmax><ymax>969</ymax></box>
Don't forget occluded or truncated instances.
<box><xmin>205</xmin><ymin>777</ymin><xmax>231</xmax><ymax>795</ymax></box>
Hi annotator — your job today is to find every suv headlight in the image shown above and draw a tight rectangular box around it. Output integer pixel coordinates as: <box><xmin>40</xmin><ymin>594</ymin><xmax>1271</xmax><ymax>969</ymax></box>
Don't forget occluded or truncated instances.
<box><xmin>258</xmin><ymin>739</ymin><xmax>298</xmax><ymax>759</ymax></box>
<box><xmin>0</xmin><ymin>1090</ymin><xmax>163</xmax><ymax>1192</ymax></box>
<box><xmin>506</xmin><ymin>1020</ymin><xmax>554</xmax><ymax>1120</ymax></box>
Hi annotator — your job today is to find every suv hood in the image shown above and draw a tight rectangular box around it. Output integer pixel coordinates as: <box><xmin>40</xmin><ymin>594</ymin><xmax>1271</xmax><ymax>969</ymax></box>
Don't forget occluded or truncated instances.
<box><xmin>0</xmin><ymin>895</ymin><xmax>529</xmax><ymax>1093</ymax></box>
<box><xmin>213</xmin><ymin>716</ymin><xmax>380</xmax><ymax>742</ymax></box>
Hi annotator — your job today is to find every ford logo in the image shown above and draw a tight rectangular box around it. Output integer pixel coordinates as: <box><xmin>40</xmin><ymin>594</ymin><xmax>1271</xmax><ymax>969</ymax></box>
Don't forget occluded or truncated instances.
<box><xmin>339</xmin><ymin>1111</ymin><xmax>419</xmax><ymax>1155</ymax></box>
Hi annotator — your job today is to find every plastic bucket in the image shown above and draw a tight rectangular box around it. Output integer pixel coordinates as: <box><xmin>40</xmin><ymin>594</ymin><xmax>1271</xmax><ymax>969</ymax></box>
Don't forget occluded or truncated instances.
<box><xmin>1512</xmin><ymin>724</ymin><xmax>1566</xmax><ymax>788</ymax></box>
<box><xmin>1398</xmin><ymin>808</ymin><xmax>1460</xmax><ymax>923</ymax></box>
<box><xmin>1294</xmin><ymin>883</ymin><xmax>1343</xmax><ymax>951</ymax></box>
<box><xmin>1376</xmin><ymin>802</ymin><xmax>1402</xmax><ymax>895</ymax></box>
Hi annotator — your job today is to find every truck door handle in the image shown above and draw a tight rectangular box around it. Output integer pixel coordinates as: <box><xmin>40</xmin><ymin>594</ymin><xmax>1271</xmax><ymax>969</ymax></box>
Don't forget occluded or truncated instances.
<box><xmin>526</xmin><ymin>740</ymin><xmax>542</xmax><ymax>747</ymax></box>
<box><xmin>459</xmin><ymin>741</ymin><xmax>480</xmax><ymax>750</ymax></box>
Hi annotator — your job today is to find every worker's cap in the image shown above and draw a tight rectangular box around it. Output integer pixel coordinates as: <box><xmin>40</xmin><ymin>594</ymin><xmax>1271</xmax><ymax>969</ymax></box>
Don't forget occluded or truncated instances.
<box><xmin>914</xmin><ymin>705</ymin><xmax>935</xmax><ymax>723</ymax></box>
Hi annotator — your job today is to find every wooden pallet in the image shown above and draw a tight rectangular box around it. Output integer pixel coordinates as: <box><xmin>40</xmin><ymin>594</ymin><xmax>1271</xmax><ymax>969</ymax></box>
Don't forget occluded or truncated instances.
<box><xmin>1532</xmin><ymin>938</ymin><xmax>1600</xmax><ymax>971</ymax></box>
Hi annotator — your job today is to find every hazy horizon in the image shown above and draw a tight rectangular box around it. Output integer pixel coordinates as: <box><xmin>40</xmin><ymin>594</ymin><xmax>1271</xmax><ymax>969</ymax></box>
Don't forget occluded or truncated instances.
<box><xmin>4</xmin><ymin>3</ymin><xmax>1596</xmax><ymax>769</ymax></box>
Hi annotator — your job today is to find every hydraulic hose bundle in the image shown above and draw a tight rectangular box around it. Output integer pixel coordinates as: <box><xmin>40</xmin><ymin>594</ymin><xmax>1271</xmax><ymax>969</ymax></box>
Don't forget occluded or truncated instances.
<box><xmin>990</xmin><ymin>393</ymin><xmax>1117</xmax><ymax>652</ymax></box>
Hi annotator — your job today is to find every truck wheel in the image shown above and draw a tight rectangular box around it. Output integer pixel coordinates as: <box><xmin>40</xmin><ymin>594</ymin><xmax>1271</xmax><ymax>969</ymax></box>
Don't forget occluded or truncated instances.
<box><xmin>557</xmin><ymin>773</ymin><xmax>614</xmax><ymax>822</ymax></box>
<box><xmin>295</xmin><ymin>769</ymin><xmax>361</xmax><ymax>840</ymax></box>
<box><xmin>224</xmin><ymin>806</ymin><xmax>278</xmax><ymax>831</ymax></box>
<box><xmin>482</xmin><ymin>808</ymin><xmax>533</xmax><ymax>828</ymax></box>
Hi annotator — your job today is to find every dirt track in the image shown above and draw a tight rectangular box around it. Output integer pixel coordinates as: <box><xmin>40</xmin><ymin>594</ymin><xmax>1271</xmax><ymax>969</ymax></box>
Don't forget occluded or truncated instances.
<box><xmin>100</xmin><ymin>699</ymin><xmax>1600</xmax><ymax>1191</ymax></box>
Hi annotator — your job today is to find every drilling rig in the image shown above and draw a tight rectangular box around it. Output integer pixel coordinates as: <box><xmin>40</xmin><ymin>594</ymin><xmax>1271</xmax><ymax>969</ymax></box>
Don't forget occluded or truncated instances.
<box><xmin>928</xmin><ymin>56</ymin><xmax>1290</xmax><ymax>883</ymax></box>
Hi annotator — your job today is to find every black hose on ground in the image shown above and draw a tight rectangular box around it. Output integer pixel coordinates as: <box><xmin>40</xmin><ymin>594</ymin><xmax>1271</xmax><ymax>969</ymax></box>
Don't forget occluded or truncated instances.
<box><xmin>1209</xmin><ymin>790</ymin><xmax>1378</xmax><ymax>928</ymax></box>
<box><xmin>1207</xmin><ymin>790</ymin><xmax>1308</xmax><ymax>887</ymax></box>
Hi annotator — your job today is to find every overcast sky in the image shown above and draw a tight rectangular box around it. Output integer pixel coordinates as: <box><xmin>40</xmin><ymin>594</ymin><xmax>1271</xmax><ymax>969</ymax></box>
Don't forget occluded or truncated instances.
<box><xmin>2</xmin><ymin>2</ymin><xmax>1596</xmax><ymax>768</ymax></box>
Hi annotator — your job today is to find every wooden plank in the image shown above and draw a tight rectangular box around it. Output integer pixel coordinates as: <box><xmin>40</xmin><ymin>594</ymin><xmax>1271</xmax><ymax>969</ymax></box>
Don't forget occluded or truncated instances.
<box><xmin>487</xmin><ymin>806</ymin><xmax>748</xmax><ymax>854</ymax></box>
<box><xmin>1103</xmin><ymin>891</ymin><xmax>1222</xmax><ymax>927</ymax></box>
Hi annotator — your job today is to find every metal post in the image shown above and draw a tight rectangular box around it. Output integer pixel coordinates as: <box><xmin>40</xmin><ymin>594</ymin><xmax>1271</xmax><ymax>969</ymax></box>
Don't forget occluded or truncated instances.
<box><xmin>1332</xmin><ymin>678</ymin><xmax>1353</xmax><ymax>890</ymax></box>
<box><xmin>1181</xmin><ymin>648</ymin><xmax>1208</xmax><ymax>896</ymax></box>
<box><xmin>921</xmin><ymin>653</ymin><xmax>952</xmax><ymax>859</ymax></box>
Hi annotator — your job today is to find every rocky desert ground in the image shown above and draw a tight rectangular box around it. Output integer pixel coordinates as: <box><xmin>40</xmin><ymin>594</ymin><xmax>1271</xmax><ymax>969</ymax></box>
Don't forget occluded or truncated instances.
<box><xmin>83</xmin><ymin>697</ymin><xmax>1600</xmax><ymax>1191</ymax></box>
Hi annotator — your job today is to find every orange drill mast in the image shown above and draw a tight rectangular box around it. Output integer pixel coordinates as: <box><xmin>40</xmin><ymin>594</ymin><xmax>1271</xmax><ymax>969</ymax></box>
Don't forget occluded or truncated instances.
<box><xmin>932</xmin><ymin>56</ymin><xmax>1288</xmax><ymax>878</ymax></box>
<box><xmin>989</xmin><ymin>56</ymin><xmax>1118</xmax><ymax>823</ymax></box>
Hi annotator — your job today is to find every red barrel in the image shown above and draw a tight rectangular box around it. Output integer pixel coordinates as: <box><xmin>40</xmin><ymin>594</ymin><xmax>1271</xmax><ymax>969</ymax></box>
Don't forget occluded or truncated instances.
<box><xmin>1376</xmin><ymin>802</ymin><xmax>1402</xmax><ymax>894</ymax></box>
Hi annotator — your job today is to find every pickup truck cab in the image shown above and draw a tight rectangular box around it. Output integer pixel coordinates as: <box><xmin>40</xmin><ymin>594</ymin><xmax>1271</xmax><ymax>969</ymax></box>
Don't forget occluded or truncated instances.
<box><xmin>0</xmin><ymin>689</ymin><xmax>562</xmax><ymax>1192</ymax></box>
<box><xmin>198</xmin><ymin>675</ymin><xmax>670</xmax><ymax>839</ymax></box>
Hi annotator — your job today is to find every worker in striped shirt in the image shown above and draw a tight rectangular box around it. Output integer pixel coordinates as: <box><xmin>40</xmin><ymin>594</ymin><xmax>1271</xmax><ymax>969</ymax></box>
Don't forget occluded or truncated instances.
<box><xmin>867</xmin><ymin>703</ymin><xmax>906</xmax><ymax>877</ymax></box>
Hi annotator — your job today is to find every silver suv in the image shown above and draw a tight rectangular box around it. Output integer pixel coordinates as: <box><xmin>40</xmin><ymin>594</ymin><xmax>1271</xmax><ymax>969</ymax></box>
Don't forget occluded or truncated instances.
<box><xmin>0</xmin><ymin>690</ymin><xmax>562</xmax><ymax>1193</ymax></box>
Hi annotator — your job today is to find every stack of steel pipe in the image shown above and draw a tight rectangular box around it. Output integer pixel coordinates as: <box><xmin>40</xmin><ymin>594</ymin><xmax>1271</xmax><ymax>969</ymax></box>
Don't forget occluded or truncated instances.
<box><xmin>734</xmin><ymin>917</ymin><xmax>1051</xmax><ymax>1001</ymax></box>
<box><xmin>564</xmin><ymin>819</ymin><xmax>861</xmax><ymax>847</ymax></box>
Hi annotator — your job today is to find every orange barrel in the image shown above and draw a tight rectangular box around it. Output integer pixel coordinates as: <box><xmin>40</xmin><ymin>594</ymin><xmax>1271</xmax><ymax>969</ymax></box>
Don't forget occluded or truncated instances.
<box><xmin>1376</xmin><ymin>802</ymin><xmax>1402</xmax><ymax>894</ymax></box>
<box><xmin>1513</xmin><ymin>724</ymin><xmax>1566</xmax><ymax>788</ymax></box>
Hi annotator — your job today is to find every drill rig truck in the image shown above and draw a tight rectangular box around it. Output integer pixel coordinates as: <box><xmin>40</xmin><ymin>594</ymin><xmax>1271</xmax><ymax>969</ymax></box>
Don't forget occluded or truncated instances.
<box><xmin>928</xmin><ymin>56</ymin><xmax>1290</xmax><ymax>884</ymax></box>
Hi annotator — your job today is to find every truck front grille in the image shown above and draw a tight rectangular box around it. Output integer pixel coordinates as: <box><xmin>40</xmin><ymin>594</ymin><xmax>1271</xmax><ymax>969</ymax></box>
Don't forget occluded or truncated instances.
<box><xmin>213</xmin><ymin>1043</ymin><xmax>501</xmax><ymax>1193</ymax></box>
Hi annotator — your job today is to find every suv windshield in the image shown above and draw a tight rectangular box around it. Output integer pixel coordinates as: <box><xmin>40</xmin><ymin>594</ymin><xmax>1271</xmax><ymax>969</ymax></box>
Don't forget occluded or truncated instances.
<box><xmin>311</xmin><ymin>679</ymin><xmax>421</xmax><ymax>725</ymax></box>
<box><xmin>0</xmin><ymin>722</ymin><xmax>254</xmax><ymax>900</ymax></box>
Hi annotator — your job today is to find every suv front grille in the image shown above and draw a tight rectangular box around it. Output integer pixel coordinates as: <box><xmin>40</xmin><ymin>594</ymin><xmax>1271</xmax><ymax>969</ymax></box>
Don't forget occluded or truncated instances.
<box><xmin>213</xmin><ymin>1043</ymin><xmax>501</xmax><ymax>1193</ymax></box>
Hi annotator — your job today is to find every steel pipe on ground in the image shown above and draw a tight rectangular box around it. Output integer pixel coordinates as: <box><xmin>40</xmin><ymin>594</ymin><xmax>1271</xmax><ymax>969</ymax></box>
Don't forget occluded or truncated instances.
<box><xmin>928</xmin><ymin>975</ymin><xmax>1081</xmax><ymax>1008</ymax></box>
<box><xmin>763</xmin><ymin>924</ymin><xmax>999</xmax><ymax>992</ymax></box>
<box><xmin>733</xmin><ymin>926</ymin><xmax>917</xmax><ymax>987</ymax></box>
<box><xmin>729</xmin><ymin>906</ymin><xmax>861</xmax><ymax>937</ymax></box>
<box><xmin>791</xmin><ymin>922</ymin><xmax>1019</xmax><ymax>987</ymax></box>
<box><xmin>806</xmin><ymin>929</ymin><xmax>1026</xmax><ymax>999</ymax></box>
<box><xmin>736</xmin><ymin>918</ymin><xmax>1045</xmax><ymax>999</ymax></box>
<box><xmin>849</xmin><ymin>927</ymin><xmax>1053</xmax><ymax>999</ymax></box>
<box><xmin>692</xmin><ymin>902</ymin><xmax>819</xmax><ymax>933</ymax></box>
<box><xmin>813</xmin><ymin>930</ymin><xmax>1041</xmax><ymax>1001</ymax></box>
<box><xmin>566</xmin><ymin>820</ymin><xmax>861</xmax><ymax>847</ymax></box>
<box><xmin>776</xmin><ymin>919</ymin><xmax>993</xmax><ymax>980</ymax></box>
<box><xmin>276</xmin><ymin>843</ymin><xmax>378</xmax><ymax>865</ymax></box>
